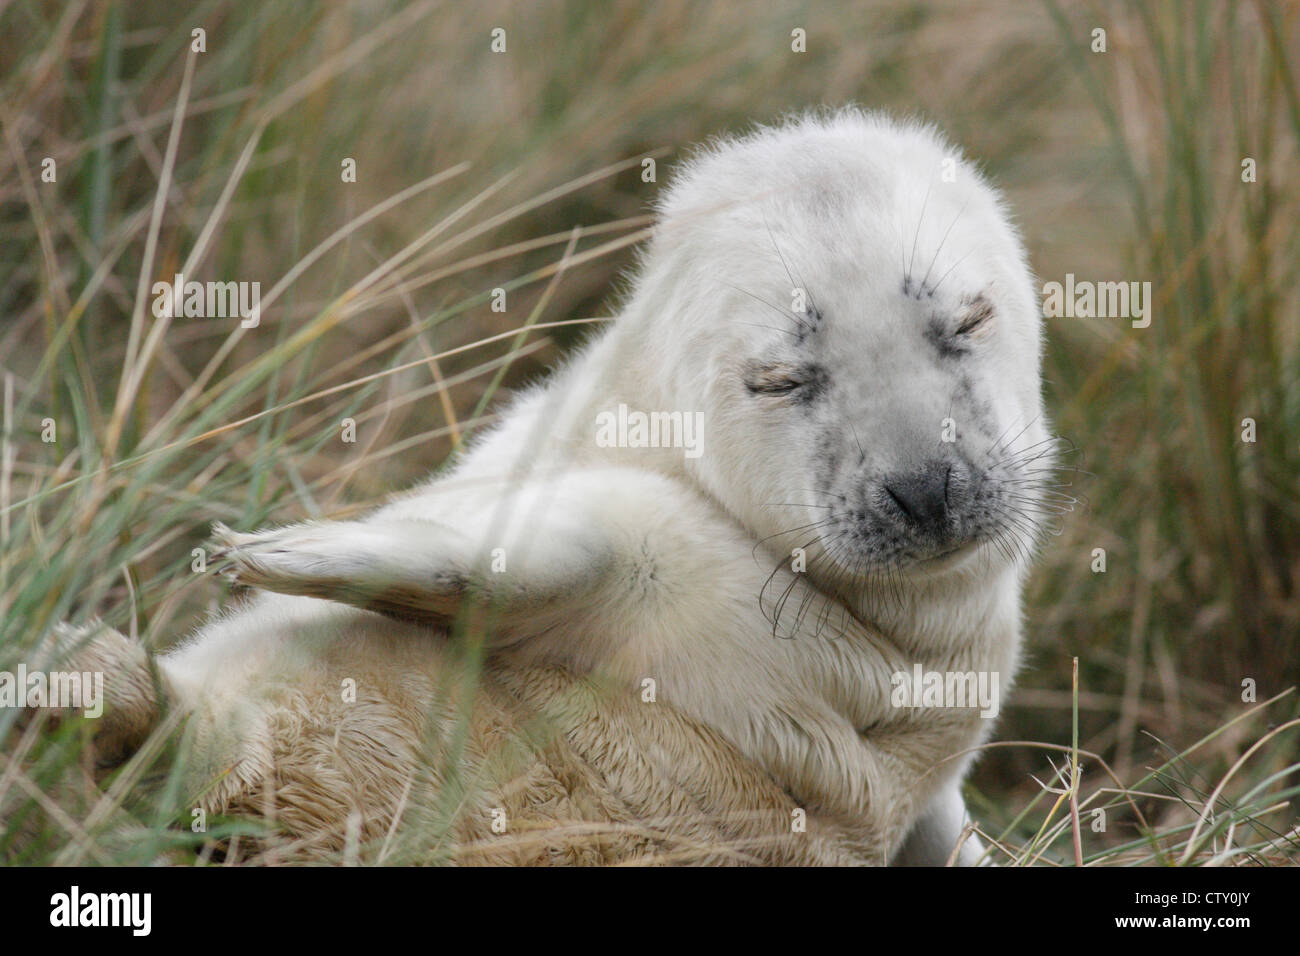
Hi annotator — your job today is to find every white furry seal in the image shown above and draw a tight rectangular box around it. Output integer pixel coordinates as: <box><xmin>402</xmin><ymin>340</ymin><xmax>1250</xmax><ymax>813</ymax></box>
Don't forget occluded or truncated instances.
<box><xmin>50</xmin><ymin>108</ymin><xmax>1057</xmax><ymax>865</ymax></box>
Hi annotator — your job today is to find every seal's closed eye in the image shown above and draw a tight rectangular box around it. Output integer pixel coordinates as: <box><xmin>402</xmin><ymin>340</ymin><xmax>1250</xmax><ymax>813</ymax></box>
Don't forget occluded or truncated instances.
<box><xmin>743</xmin><ymin>360</ymin><xmax>826</xmax><ymax>400</ymax></box>
<box><xmin>925</xmin><ymin>292</ymin><xmax>996</xmax><ymax>359</ymax></box>
<box><xmin>954</xmin><ymin>293</ymin><xmax>995</xmax><ymax>335</ymax></box>
<box><xmin>744</xmin><ymin>363</ymin><xmax>804</xmax><ymax>394</ymax></box>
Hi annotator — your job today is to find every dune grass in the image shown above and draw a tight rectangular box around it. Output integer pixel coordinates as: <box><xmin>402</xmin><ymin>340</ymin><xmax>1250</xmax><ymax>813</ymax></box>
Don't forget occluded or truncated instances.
<box><xmin>0</xmin><ymin>0</ymin><xmax>1296</xmax><ymax>865</ymax></box>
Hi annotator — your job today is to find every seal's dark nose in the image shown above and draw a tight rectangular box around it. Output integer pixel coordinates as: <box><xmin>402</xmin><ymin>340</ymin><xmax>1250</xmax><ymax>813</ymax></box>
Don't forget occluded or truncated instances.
<box><xmin>883</xmin><ymin>463</ymin><xmax>953</xmax><ymax>537</ymax></box>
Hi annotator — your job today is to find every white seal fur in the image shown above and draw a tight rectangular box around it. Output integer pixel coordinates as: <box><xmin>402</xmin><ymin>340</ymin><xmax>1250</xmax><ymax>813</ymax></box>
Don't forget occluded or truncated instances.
<box><xmin>56</xmin><ymin>108</ymin><xmax>1056</xmax><ymax>865</ymax></box>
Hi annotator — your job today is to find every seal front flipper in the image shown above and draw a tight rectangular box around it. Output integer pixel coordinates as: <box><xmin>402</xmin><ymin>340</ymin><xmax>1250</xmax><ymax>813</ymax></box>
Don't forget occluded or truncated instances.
<box><xmin>212</xmin><ymin>518</ymin><xmax>486</xmax><ymax>625</ymax></box>
<box><xmin>209</xmin><ymin>466</ymin><xmax>661</xmax><ymax>637</ymax></box>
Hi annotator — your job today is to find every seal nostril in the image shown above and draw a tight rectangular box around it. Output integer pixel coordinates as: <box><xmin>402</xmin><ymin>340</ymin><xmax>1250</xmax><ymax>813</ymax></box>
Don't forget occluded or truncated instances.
<box><xmin>883</xmin><ymin>465</ymin><xmax>951</xmax><ymax>535</ymax></box>
<box><xmin>885</xmin><ymin>484</ymin><xmax>915</xmax><ymax>522</ymax></box>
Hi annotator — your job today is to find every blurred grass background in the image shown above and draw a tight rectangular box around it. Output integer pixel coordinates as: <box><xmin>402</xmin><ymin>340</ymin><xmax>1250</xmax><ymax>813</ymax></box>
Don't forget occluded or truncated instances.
<box><xmin>0</xmin><ymin>0</ymin><xmax>1297</xmax><ymax>864</ymax></box>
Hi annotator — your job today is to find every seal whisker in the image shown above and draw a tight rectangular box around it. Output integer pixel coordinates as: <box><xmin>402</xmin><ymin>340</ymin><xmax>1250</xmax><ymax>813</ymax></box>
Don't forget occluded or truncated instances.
<box><xmin>906</xmin><ymin>178</ymin><xmax>935</xmax><ymax>290</ymax></box>
<box><xmin>918</xmin><ymin>198</ymin><xmax>971</xmax><ymax>294</ymax></box>
<box><xmin>763</xmin><ymin>214</ymin><xmax>822</xmax><ymax>326</ymax></box>
<box><xmin>986</xmin><ymin>414</ymin><xmax>1043</xmax><ymax>462</ymax></box>
<box><xmin>719</xmin><ymin>280</ymin><xmax>802</xmax><ymax>336</ymax></box>
<box><xmin>985</xmin><ymin>413</ymin><xmax>1029</xmax><ymax>460</ymax></box>
<box><xmin>928</xmin><ymin>247</ymin><xmax>976</xmax><ymax>297</ymax></box>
